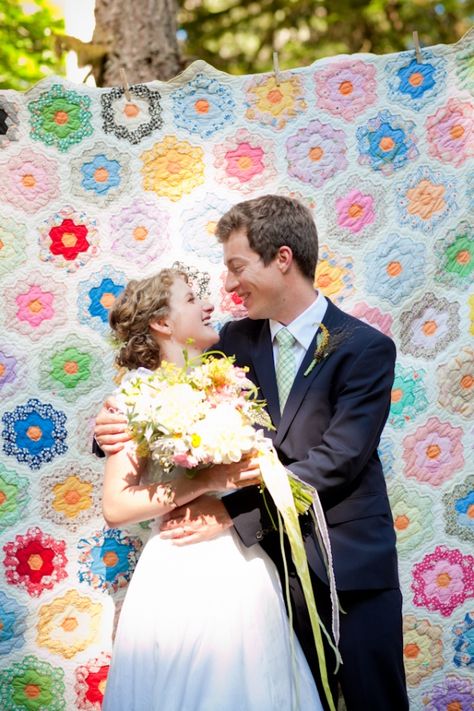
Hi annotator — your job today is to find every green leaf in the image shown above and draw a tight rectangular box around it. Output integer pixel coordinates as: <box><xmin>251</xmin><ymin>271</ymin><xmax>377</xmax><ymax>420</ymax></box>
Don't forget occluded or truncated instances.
<box><xmin>0</xmin><ymin>0</ymin><xmax>65</xmax><ymax>90</ymax></box>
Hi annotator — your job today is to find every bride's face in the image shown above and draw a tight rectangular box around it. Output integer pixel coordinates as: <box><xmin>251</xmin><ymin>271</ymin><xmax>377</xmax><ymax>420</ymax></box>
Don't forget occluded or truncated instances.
<box><xmin>167</xmin><ymin>276</ymin><xmax>219</xmax><ymax>351</ymax></box>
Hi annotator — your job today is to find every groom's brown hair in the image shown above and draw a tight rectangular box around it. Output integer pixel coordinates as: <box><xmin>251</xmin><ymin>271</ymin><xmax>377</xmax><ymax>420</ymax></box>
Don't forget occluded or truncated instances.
<box><xmin>216</xmin><ymin>194</ymin><xmax>318</xmax><ymax>280</ymax></box>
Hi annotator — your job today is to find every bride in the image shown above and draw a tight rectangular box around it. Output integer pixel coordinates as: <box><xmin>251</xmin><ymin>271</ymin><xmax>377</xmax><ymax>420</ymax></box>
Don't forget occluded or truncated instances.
<box><xmin>100</xmin><ymin>267</ymin><xmax>323</xmax><ymax>711</ymax></box>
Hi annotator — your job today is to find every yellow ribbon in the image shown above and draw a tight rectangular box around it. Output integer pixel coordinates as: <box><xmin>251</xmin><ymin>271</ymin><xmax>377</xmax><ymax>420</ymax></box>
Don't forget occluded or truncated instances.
<box><xmin>258</xmin><ymin>448</ymin><xmax>337</xmax><ymax>711</ymax></box>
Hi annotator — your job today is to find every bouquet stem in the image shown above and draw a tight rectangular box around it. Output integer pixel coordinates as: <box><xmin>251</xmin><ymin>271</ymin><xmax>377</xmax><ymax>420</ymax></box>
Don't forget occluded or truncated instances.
<box><xmin>288</xmin><ymin>476</ymin><xmax>314</xmax><ymax>515</ymax></box>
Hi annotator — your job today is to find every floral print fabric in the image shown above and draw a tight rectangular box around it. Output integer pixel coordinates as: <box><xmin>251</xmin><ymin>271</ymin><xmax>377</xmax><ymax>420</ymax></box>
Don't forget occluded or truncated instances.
<box><xmin>0</xmin><ymin>30</ymin><xmax>472</xmax><ymax>709</ymax></box>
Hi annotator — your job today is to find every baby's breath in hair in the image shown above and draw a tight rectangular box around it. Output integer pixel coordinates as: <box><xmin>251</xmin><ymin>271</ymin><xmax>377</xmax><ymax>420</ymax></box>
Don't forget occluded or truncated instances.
<box><xmin>172</xmin><ymin>261</ymin><xmax>211</xmax><ymax>299</ymax></box>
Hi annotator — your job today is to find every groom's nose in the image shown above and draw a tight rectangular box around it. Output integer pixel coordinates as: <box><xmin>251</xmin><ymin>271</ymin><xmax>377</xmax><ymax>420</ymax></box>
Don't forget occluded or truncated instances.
<box><xmin>224</xmin><ymin>270</ymin><xmax>238</xmax><ymax>293</ymax></box>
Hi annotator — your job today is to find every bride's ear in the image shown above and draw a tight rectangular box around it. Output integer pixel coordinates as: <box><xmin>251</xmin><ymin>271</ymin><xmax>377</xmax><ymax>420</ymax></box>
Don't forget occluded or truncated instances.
<box><xmin>149</xmin><ymin>318</ymin><xmax>172</xmax><ymax>337</ymax></box>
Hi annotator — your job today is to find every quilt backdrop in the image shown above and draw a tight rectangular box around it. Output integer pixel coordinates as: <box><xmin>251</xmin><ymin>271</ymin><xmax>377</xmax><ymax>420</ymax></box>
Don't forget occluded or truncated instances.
<box><xmin>0</xmin><ymin>29</ymin><xmax>472</xmax><ymax>711</ymax></box>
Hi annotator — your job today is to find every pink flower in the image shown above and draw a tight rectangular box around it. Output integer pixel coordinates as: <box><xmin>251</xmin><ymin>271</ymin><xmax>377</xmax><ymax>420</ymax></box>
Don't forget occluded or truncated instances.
<box><xmin>110</xmin><ymin>200</ymin><xmax>170</xmax><ymax>267</ymax></box>
<box><xmin>336</xmin><ymin>189</ymin><xmax>376</xmax><ymax>234</ymax></box>
<box><xmin>4</xmin><ymin>271</ymin><xmax>68</xmax><ymax>341</ymax></box>
<box><xmin>412</xmin><ymin>546</ymin><xmax>474</xmax><ymax>617</ymax></box>
<box><xmin>315</xmin><ymin>60</ymin><xmax>377</xmax><ymax>121</ymax></box>
<box><xmin>325</xmin><ymin>179</ymin><xmax>386</xmax><ymax>245</ymax></box>
<box><xmin>423</xmin><ymin>560</ymin><xmax>465</xmax><ymax>603</ymax></box>
<box><xmin>286</xmin><ymin>119</ymin><xmax>348</xmax><ymax>189</ymax></box>
<box><xmin>0</xmin><ymin>149</ymin><xmax>59</xmax><ymax>213</ymax></box>
<box><xmin>16</xmin><ymin>285</ymin><xmax>55</xmax><ymax>327</ymax></box>
<box><xmin>402</xmin><ymin>416</ymin><xmax>464</xmax><ymax>486</ymax></box>
<box><xmin>426</xmin><ymin>98</ymin><xmax>474</xmax><ymax>168</ymax></box>
<box><xmin>350</xmin><ymin>302</ymin><xmax>393</xmax><ymax>336</ymax></box>
<box><xmin>225</xmin><ymin>144</ymin><xmax>264</xmax><ymax>181</ymax></box>
<box><xmin>173</xmin><ymin>452</ymin><xmax>199</xmax><ymax>468</ymax></box>
<box><xmin>213</xmin><ymin>128</ymin><xmax>277</xmax><ymax>193</ymax></box>
<box><xmin>219</xmin><ymin>271</ymin><xmax>248</xmax><ymax>319</ymax></box>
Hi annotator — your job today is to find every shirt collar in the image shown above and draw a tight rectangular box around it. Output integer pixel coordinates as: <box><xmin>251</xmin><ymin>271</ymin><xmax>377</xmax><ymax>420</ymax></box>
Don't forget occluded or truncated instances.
<box><xmin>269</xmin><ymin>292</ymin><xmax>328</xmax><ymax>351</ymax></box>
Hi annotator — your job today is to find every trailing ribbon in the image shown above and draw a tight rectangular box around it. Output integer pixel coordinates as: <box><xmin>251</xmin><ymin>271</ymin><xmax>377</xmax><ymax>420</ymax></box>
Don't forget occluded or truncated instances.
<box><xmin>258</xmin><ymin>446</ymin><xmax>341</xmax><ymax>711</ymax></box>
<box><xmin>310</xmin><ymin>495</ymin><xmax>343</xmax><ymax>671</ymax></box>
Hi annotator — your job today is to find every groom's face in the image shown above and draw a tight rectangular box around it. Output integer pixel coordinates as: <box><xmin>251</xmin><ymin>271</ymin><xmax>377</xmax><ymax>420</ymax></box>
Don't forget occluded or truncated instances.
<box><xmin>223</xmin><ymin>228</ymin><xmax>282</xmax><ymax>320</ymax></box>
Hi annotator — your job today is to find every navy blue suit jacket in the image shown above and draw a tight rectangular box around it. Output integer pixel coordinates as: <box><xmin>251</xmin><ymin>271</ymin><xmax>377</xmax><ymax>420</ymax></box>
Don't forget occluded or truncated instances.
<box><xmin>218</xmin><ymin>298</ymin><xmax>400</xmax><ymax>592</ymax></box>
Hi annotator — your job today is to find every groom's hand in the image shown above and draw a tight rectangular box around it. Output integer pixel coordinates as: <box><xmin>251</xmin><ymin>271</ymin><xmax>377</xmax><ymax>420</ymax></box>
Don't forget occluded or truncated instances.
<box><xmin>159</xmin><ymin>495</ymin><xmax>232</xmax><ymax>545</ymax></box>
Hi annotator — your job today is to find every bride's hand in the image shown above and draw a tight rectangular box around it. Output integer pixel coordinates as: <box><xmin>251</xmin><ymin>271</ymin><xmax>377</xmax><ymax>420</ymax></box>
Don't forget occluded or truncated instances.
<box><xmin>202</xmin><ymin>455</ymin><xmax>261</xmax><ymax>492</ymax></box>
<box><xmin>160</xmin><ymin>495</ymin><xmax>233</xmax><ymax>544</ymax></box>
<box><xmin>94</xmin><ymin>396</ymin><xmax>130</xmax><ymax>455</ymax></box>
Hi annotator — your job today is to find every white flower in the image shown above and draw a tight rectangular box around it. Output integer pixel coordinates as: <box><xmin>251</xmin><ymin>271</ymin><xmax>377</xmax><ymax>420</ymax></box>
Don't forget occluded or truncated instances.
<box><xmin>119</xmin><ymin>355</ymin><xmax>271</xmax><ymax>472</ymax></box>
<box><xmin>146</xmin><ymin>384</ymin><xmax>205</xmax><ymax>433</ymax></box>
<box><xmin>191</xmin><ymin>403</ymin><xmax>259</xmax><ymax>463</ymax></box>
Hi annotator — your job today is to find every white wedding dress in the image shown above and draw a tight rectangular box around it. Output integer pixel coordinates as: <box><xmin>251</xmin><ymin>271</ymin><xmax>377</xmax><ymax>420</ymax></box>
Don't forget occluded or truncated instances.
<box><xmin>102</xmin><ymin>499</ymin><xmax>323</xmax><ymax>710</ymax></box>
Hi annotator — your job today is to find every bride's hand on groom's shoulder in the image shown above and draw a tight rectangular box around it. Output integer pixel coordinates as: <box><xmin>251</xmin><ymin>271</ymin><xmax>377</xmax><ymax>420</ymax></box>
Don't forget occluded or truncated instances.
<box><xmin>159</xmin><ymin>495</ymin><xmax>233</xmax><ymax>545</ymax></box>
<box><xmin>94</xmin><ymin>396</ymin><xmax>130</xmax><ymax>455</ymax></box>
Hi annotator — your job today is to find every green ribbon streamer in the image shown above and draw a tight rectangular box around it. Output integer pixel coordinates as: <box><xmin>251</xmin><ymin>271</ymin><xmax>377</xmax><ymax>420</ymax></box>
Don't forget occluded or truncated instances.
<box><xmin>259</xmin><ymin>449</ymin><xmax>336</xmax><ymax>711</ymax></box>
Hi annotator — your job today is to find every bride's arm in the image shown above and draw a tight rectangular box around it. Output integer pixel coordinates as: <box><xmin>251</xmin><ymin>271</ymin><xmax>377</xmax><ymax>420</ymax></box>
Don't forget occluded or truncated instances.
<box><xmin>102</xmin><ymin>446</ymin><xmax>261</xmax><ymax>528</ymax></box>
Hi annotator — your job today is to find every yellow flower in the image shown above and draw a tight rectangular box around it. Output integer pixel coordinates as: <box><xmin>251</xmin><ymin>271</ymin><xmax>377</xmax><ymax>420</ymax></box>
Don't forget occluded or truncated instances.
<box><xmin>437</xmin><ymin>347</ymin><xmax>474</xmax><ymax>419</ymax></box>
<box><xmin>141</xmin><ymin>136</ymin><xmax>205</xmax><ymax>201</ymax></box>
<box><xmin>402</xmin><ymin>614</ymin><xmax>444</xmax><ymax>686</ymax></box>
<box><xmin>37</xmin><ymin>589</ymin><xmax>102</xmax><ymax>659</ymax></box>
<box><xmin>314</xmin><ymin>259</ymin><xmax>348</xmax><ymax>298</ymax></box>
<box><xmin>304</xmin><ymin>324</ymin><xmax>331</xmax><ymax>375</ymax></box>
<box><xmin>52</xmin><ymin>475</ymin><xmax>94</xmax><ymax>519</ymax></box>
<box><xmin>246</xmin><ymin>76</ymin><xmax>307</xmax><ymax>130</ymax></box>
<box><xmin>203</xmin><ymin>357</ymin><xmax>233</xmax><ymax>387</ymax></box>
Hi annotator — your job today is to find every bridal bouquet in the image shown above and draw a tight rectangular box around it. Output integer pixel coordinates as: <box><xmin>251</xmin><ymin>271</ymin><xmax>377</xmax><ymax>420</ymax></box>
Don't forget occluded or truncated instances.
<box><xmin>118</xmin><ymin>351</ymin><xmax>340</xmax><ymax>711</ymax></box>
<box><xmin>118</xmin><ymin>351</ymin><xmax>313</xmax><ymax>513</ymax></box>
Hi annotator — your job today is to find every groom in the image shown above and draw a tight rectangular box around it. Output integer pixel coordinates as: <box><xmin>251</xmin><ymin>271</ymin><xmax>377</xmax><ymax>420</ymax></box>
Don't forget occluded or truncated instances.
<box><xmin>94</xmin><ymin>195</ymin><xmax>408</xmax><ymax>710</ymax></box>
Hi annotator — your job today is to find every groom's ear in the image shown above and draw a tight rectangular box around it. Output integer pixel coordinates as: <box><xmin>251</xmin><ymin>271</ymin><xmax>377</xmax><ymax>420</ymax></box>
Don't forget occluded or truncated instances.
<box><xmin>276</xmin><ymin>245</ymin><xmax>293</xmax><ymax>274</ymax></box>
<box><xmin>149</xmin><ymin>318</ymin><xmax>172</xmax><ymax>337</ymax></box>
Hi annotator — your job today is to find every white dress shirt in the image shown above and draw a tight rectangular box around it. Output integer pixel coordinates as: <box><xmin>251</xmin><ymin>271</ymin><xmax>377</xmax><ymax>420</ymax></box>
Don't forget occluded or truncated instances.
<box><xmin>269</xmin><ymin>292</ymin><xmax>328</xmax><ymax>373</ymax></box>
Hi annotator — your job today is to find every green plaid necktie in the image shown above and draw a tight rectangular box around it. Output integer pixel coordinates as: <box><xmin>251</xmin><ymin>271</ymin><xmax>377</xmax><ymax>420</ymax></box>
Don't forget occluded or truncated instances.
<box><xmin>275</xmin><ymin>327</ymin><xmax>296</xmax><ymax>413</ymax></box>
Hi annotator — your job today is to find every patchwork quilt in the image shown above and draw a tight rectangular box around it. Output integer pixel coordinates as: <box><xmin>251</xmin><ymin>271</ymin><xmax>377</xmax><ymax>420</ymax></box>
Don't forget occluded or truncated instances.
<box><xmin>0</xmin><ymin>28</ymin><xmax>472</xmax><ymax>710</ymax></box>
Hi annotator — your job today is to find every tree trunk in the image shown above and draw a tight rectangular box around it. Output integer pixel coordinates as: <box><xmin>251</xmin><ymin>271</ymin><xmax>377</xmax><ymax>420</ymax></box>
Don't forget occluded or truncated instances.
<box><xmin>92</xmin><ymin>0</ymin><xmax>183</xmax><ymax>86</ymax></box>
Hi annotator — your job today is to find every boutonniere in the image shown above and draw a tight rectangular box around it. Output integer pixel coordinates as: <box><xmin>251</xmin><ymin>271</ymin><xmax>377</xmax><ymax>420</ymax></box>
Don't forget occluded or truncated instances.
<box><xmin>304</xmin><ymin>324</ymin><xmax>330</xmax><ymax>376</ymax></box>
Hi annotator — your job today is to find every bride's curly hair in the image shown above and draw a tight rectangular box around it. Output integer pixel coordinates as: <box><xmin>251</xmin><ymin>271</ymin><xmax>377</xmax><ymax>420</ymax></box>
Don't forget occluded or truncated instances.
<box><xmin>109</xmin><ymin>268</ymin><xmax>186</xmax><ymax>371</ymax></box>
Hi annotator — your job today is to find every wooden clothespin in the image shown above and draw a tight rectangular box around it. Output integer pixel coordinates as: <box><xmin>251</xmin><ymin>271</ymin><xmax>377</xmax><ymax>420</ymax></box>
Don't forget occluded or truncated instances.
<box><xmin>119</xmin><ymin>67</ymin><xmax>132</xmax><ymax>101</ymax></box>
<box><xmin>272</xmin><ymin>51</ymin><xmax>281</xmax><ymax>87</ymax></box>
<box><xmin>82</xmin><ymin>68</ymin><xmax>94</xmax><ymax>84</ymax></box>
<box><xmin>413</xmin><ymin>31</ymin><xmax>422</xmax><ymax>64</ymax></box>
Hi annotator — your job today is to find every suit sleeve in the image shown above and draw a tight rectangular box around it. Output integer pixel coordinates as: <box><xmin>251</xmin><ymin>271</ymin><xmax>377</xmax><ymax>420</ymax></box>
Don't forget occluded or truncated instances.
<box><xmin>289</xmin><ymin>334</ymin><xmax>396</xmax><ymax>492</ymax></box>
<box><xmin>92</xmin><ymin>438</ymin><xmax>105</xmax><ymax>458</ymax></box>
<box><xmin>217</xmin><ymin>320</ymin><xmax>276</xmax><ymax>545</ymax></box>
<box><xmin>223</xmin><ymin>333</ymin><xmax>396</xmax><ymax>547</ymax></box>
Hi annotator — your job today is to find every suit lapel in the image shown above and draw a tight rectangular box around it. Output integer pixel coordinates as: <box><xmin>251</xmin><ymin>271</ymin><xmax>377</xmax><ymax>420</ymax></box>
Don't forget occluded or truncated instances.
<box><xmin>273</xmin><ymin>299</ymin><xmax>342</xmax><ymax>448</ymax></box>
<box><xmin>250</xmin><ymin>321</ymin><xmax>281</xmax><ymax>430</ymax></box>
